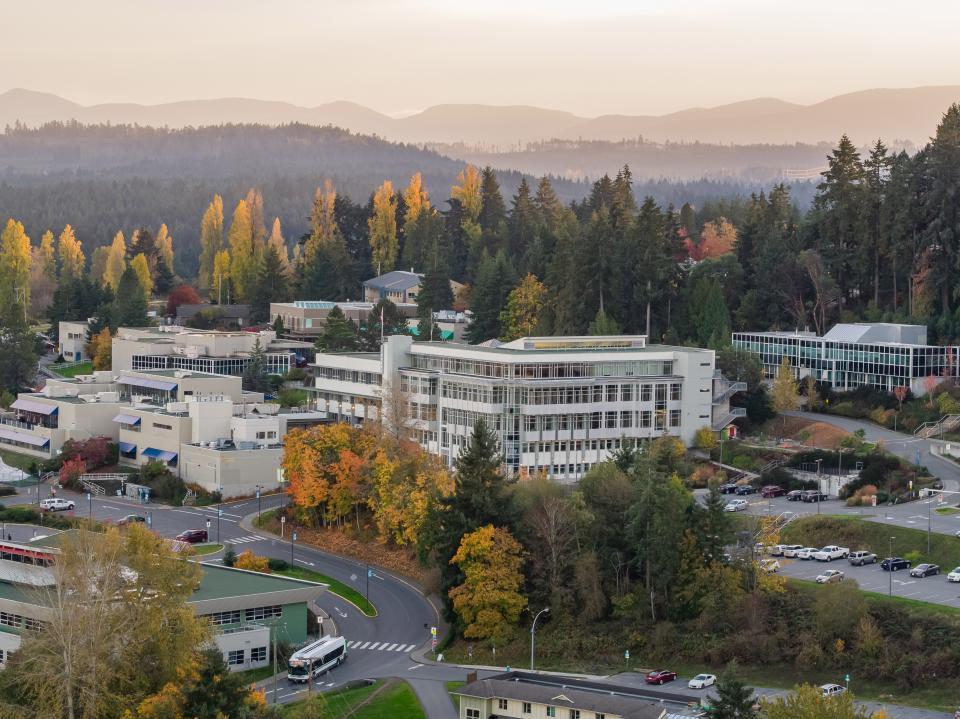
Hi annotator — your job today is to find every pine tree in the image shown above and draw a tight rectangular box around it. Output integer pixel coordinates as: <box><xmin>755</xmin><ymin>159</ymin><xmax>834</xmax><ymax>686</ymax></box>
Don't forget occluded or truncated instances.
<box><xmin>478</xmin><ymin>166</ymin><xmax>507</xmax><ymax>250</ymax></box>
<box><xmin>198</xmin><ymin>195</ymin><xmax>224</xmax><ymax>291</ymax></box>
<box><xmin>0</xmin><ymin>219</ymin><xmax>32</xmax><ymax>322</ymax></box>
<box><xmin>465</xmin><ymin>251</ymin><xmax>516</xmax><ymax>343</ymax></box>
<box><xmin>227</xmin><ymin>199</ymin><xmax>256</xmax><ymax>302</ymax></box>
<box><xmin>923</xmin><ymin>103</ymin><xmax>960</xmax><ymax>318</ymax></box>
<box><xmin>588</xmin><ymin>306</ymin><xmax>621</xmax><ymax>335</ymax></box>
<box><xmin>368</xmin><ymin>180</ymin><xmax>398</xmax><ymax>274</ymax></box>
<box><xmin>113</xmin><ymin>266</ymin><xmax>149</xmax><ymax>327</ymax></box>
<box><xmin>241</xmin><ymin>338</ymin><xmax>269</xmax><ymax>392</ymax></box>
<box><xmin>509</xmin><ymin>177</ymin><xmax>537</xmax><ymax>266</ymax></box>
<box><xmin>128</xmin><ymin>227</ymin><xmax>157</xmax><ymax>269</ymax></box>
<box><xmin>249</xmin><ymin>244</ymin><xmax>289</xmax><ymax>323</ymax></box>
<box><xmin>154</xmin><ymin>256</ymin><xmax>175</xmax><ymax>295</ymax></box>
<box><xmin>416</xmin><ymin>266</ymin><xmax>454</xmax><ymax>341</ymax></box>
<box><xmin>359</xmin><ymin>299</ymin><xmax>408</xmax><ymax>351</ymax></box>
<box><xmin>316</xmin><ymin>306</ymin><xmax>359</xmax><ymax>352</ymax></box>
<box><xmin>57</xmin><ymin>224</ymin><xmax>86</xmax><ymax>280</ymax></box>
<box><xmin>130</xmin><ymin>253</ymin><xmax>153</xmax><ymax>303</ymax></box>
<box><xmin>706</xmin><ymin>674</ymin><xmax>757</xmax><ymax>719</ymax></box>
<box><xmin>104</xmin><ymin>231</ymin><xmax>127</xmax><ymax>291</ymax></box>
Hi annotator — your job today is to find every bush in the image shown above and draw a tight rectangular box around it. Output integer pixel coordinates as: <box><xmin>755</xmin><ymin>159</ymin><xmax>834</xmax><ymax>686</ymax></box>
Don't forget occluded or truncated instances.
<box><xmin>0</xmin><ymin>506</ymin><xmax>39</xmax><ymax>523</ymax></box>
<box><xmin>267</xmin><ymin>558</ymin><xmax>289</xmax><ymax>571</ymax></box>
<box><xmin>0</xmin><ymin>486</ymin><xmax>16</xmax><ymax>497</ymax></box>
<box><xmin>234</xmin><ymin>550</ymin><xmax>271</xmax><ymax>573</ymax></box>
<box><xmin>139</xmin><ymin>461</ymin><xmax>186</xmax><ymax>504</ymax></box>
<box><xmin>223</xmin><ymin>547</ymin><xmax>237</xmax><ymax>567</ymax></box>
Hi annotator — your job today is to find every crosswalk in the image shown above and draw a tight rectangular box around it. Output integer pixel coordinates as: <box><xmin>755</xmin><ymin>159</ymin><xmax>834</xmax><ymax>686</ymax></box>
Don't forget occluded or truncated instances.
<box><xmin>347</xmin><ymin>640</ymin><xmax>417</xmax><ymax>653</ymax></box>
<box><xmin>224</xmin><ymin>535</ymin><xmax>265</xmax><ymax>545</ymax></box>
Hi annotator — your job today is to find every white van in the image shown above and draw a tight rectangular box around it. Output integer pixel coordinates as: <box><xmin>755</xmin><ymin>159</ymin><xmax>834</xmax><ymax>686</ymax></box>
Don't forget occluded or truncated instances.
<box><xmin>287</xmin><ymin>636</ymin><xmax>347</xmax><ymax>683</ymax></box>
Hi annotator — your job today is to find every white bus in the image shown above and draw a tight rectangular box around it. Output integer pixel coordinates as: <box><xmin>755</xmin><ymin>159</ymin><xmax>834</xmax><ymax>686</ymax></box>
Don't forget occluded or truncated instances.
<box><xmin>287</xmin><ymin>636</ymin><xmax>347</xmax><ymax>683</ymax></box>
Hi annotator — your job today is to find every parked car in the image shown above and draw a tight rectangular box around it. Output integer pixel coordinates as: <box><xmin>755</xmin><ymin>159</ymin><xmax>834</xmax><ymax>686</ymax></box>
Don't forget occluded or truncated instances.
<box><xmin>955</xmin><ymin>529</ymin><xmax>960</xmax><ymax>538</ymax></box>
<box><xmin>786</xmin><ymin>490</ymin><xmax>804</xmax><ymax>502</ymax></box>
<box><xmin>761</xmin><ymin>485</ymin><xmax>786</xmax><ymax>498</ymax></box>
<box><xmin>39</xmin><ymin>498</ymin><xmax>75</xmax><ymax>512</ymax></box>
<box><xmin>645</xmin><ymin>670</ymin><xmax>677</xmax><ymax>685</ymax></box>
<box><xmin>735</xmin><ymin>485</ymin><xmax>757</xmax><ymax>496</ymax></box>
<box><xmin>813</xmin><ymin>545</ymin><xmax>850</xmax><ymax>562</ymax></box>
<box><xmin>688</xmin><ymin>674</ymin><xmax>716</xmax><ymax>689</ymax></box>
<box><xmin>175</xmin><ymin>529</ymin><xmax>208</xmax><ymax>544</ymax></box>
<box><xmin>759</xmin><ymin>559</ymin><xmax>781</xmax><ymax>573</ymax></box>
<box><xmin>847</xmin><ymin>550</ymin><xmax>877</xmax><ymax>566</ymax></box>
<box><xmin>801</xmin><ymin>490</ymin><xmax>828</xmax><ymax>503</ymax></box>
<box><xmin>724</xmin><ymin>499</ymin><xmax>749</xmax><ymax>512</ymax></box>
<box><xmin>880</xmin><ymin>557</ymin><xmax>911</xmax><ymax>571</ymax></box>
<box><xmin>947</xmin><ymin>567</ymin><xmax>960</xmax><ymax>583</ymax></box>
<box><xmin>117</xmin><ymin>514</ymin><xmax>147</xmax><ymax>526</ymax></box>
<box><xmin>796</xmin><ymin>547</ymin><xmax>820</xmax><ymax>560</ymax></box>
<box><xmin>781</xmin><ymin>545</ymin><xmax>805</xmax><ymax>558</ymax></box>
<box><xmin>821</xmin><ymin>684</ymin><xmax>847</xmax><ymax>697</ymax></box>
<box><xmin>718</xmin><ymin>483</ymin><xmax>739</xmax><ymax>494</ymax></box>
<box><xmin>816</xmin><ymin>569</ymin><xmax>845</xmax><ymax>584</ymax></box>
<box><xmin>910</xmin><ymin>563</ymin><xmax>940</xmax><ymax>578</ymax></box>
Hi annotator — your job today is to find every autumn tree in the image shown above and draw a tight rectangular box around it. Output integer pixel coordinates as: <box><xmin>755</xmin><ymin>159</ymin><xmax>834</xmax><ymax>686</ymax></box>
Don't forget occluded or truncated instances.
<box><xmin>267</xmin><ymin>216</ymin><xmax>290</xmax><ymax>273</ymax></box>
<box><xmin>449</xmin><ymin>524</ymin><xmax>527</xmax><ymax>644</ymax></box>
<box><xmin>368</xmin><ymin>180</ymin><xmax>398</xmax><ymax>274</ymax></box>
<box><xmin>212</xmin><ymin>249</ymin><xmax>231</xmax><ymax>304</ymax></box>
<box><xmin>155</xmin><ymin>223</ymin><xmax>174</xmax><ymax>275</ymax></box>
<box><xmin>227</xmin><ymin>199</ymin><xmax>256</xmax><ymax>302</ymax></box>
<box><xmin>370</xmin><ymin>448</ymin><xmax>453</xmax><ymax>547</ymax></box>
<box><xmin>104</xmin><ymin>231</ymin><xmax>127</xmax><ymax>291</ymax></box>
<box><xmin>29</xmin><ymin>230</ymin><xmax>57</xmax><ymax>318</ymax></box>
<box><xmin>57</xmin><ymin>224</ymin><xmax>86</xmax><ymax>280</ymax></box>
<box><xmin>402</xmin><ymin>172</ymin><xmax>430</xmax><ymax>230</ymax></box>
<box><xmin>86</xmin><ymin>327</ymin><xmax>113</xmax><ymax>370</ymax></box>
<box><xmin>234</xmin><ymin>550</ymin><xmax>271</xmax><ymax>573</ymax></box>
<box><xmin>130</xmin><ymin>253</ymin><xmax>154</xmax><ymax>303</ymax></box>
<box><xmin>198</xmin><ymin>194</ymin><xmax>224</xmax><ymax>291</ymax></box>
<box><xmin>698</xmin><ymin>217</ymin><xmax>738</xmax><ymax>259</ymax></box>
<box><xmin>0</xmin><ymin>219</ymin><xmax>32</xmax><ymax>319</ymax></box>
<box><xmin>770</xmin><ymin>357</ymin><xmax>800</xmax><ymax>435</ymax></box>
<box><xmin>166</xmin><ymin>284</ymin><xmax>202</xmax><ymax>316</ymax></box>
<box><xmin>761</xmin><ymin>684</ymin><xmax>874</xmax><ymax>719</ymax></box>
<box><xmin>499</xmin><ymin>273</ymin><xmax>547</xmax><ymax>341</ymax></box>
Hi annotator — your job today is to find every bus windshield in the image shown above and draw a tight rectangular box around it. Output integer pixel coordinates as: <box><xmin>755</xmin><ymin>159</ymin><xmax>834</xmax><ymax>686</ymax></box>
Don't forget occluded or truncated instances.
<box><xmin>288</xmin><ymin>661</ymin><xmax>309</xmax><ymax>676</ymax></box>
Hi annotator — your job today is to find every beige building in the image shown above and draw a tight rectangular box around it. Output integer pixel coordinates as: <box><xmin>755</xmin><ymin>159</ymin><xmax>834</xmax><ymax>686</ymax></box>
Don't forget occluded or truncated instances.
<box><xmin>57</xmin><ymin>321</ymin><xmax>90</xmax><ymax>362</ymax></box>
<box><xmin>270</xmin><ymin>300</ymin><xmax>418</xmax><ymax>341</ymax></box>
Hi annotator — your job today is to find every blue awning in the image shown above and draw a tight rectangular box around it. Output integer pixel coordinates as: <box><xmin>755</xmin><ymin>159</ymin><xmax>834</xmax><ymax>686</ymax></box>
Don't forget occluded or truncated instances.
<box><xmin>112</xmin><ymin>413</ymin><xmax>141</xmax><ymax>426</ymax></box>
<box><xmin>142</xmin><ymin>448</ymin><xmax>178</xmax><ymax>462</ymax></box>
<box><xmin>0</xmin><ymin>428</ymin><xmax>49</xmax><ymax>448</ymax></box>
<box><xmin>118</xmin><ymin>441</ymin><xmax>137</xmax><ymax>454</ymax></box>
<box><xmin>118</xmin><ymin>376</ymin><xmax>178</xmax><ymax>392</ymax></box>
<box><xmin>11</xmin><ymin>399</ymin><xmax>58</xmax><ymax>415</ymax></box>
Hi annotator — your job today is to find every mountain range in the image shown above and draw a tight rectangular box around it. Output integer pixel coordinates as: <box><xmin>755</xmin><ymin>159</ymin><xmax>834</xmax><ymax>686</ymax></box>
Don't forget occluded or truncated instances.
<box><xmin>1</xmin><ymin>86</ymin><xmax>957</xmax><ymax>147</ymax></box>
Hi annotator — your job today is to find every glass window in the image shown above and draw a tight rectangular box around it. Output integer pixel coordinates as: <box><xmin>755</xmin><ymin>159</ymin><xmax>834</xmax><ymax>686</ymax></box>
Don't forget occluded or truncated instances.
<box><xmin>227</xmin><ymin>649</ymin><xmax>245</xmax><ymax>666</ymax></box>
<box><xmin>466</xmin><ymin>710</ymin><xmax>481</xmax><ymax>719</ymax></box>
<box><xmin>523</xmin><ymin>703</ymin><xmax>532</xmax><ymax>714</ymax></box>
<box><xmin>547</xmin><ymin>708</ymin><xmax>557</xmax><ymax>718</ymax></box>
<box><xmin>498</xmin><ymin>699</ymin><xmax>509</xmax><ymax>710</ymax></box>
<box><xmin>251</xmin><ymin>646</ymin><xmax>267</xmax><ymax>662</ymax></box>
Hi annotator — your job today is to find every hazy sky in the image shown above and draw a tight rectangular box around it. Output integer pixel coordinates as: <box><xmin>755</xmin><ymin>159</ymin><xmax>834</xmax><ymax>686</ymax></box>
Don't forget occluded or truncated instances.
<box><xmin>4</xmin><ymin>0</ymin><xmax>958</xmax><ymax>116</ymax></box>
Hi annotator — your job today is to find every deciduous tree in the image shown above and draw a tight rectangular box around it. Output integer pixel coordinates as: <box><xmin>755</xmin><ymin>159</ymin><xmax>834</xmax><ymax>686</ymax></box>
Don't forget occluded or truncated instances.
<box><xmin>57</xmin><ymin>224</ymin><xmax>86</xmax><ymax>280</ymax></box>
<box><xmin>130</xmin><ymin>253</ymin><xmax>154</xmax><ymax>303</ymax></box>
<box><xmin>499</xmin><ymin>273</ymin><xmax>547</xmax><ymax>341</ymax></box>
<box><xmin>198</xmin><ymin>195</ymin><xmax>224</xmax><ymax>291</ymax></box>
<box><xmin>104</xmin><ymin>231</ymin><xmax>127</xmax><ymax>292</ymax></box>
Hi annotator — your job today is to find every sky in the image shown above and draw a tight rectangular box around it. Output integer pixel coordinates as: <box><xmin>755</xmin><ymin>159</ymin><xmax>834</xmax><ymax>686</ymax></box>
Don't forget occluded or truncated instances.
<box><xmin>3</xmin><ymin>0</ymin><xmax>958</xmax><ymax>117</ymax></box>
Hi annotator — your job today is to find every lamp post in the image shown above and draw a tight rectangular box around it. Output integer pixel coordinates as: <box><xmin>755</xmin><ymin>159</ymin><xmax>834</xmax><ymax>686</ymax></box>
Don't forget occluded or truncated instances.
<box><xmin>530</xmin><ymin>607</ymin><xmax>550</xmax><ymax>671</ymax></box>
<box><xmin>290</xmin><ymin>530</ymin><xmax>297</xmax><ymax>566</ymax></box>
<box><xmin>256</xmin><ymin>484</ymin><xmax>262</xmax><ymax>519</ymax></box>
<box><xmin>889</xmin><ymin>536</ymin><xmax>895</xmax><ymax>596</ymax></box>
<box><xmin>815</xmin><ymin>458</ymin><xmax>823</xmax><ymax>515</ymax></box>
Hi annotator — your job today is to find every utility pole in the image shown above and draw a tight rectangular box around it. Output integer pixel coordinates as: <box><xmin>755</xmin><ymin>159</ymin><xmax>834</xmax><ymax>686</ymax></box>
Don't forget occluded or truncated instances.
<box><xmin>889</xmin><ymin>536</ymin><xmax>895</xmax><ymax>596</ymax></box>
<box><xmin>272</xmin><ymin>632</ymin><xmax>278</xmax><ymax>705</ymax></box>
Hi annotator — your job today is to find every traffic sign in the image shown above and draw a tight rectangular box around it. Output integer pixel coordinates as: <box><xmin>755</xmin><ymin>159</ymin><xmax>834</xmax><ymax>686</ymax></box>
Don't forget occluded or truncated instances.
<box><xmin>430</xmin><ymin>626</ymin><xmax>437</xmax><ymax>637</ymax></box>
<box><xmin>367</xmin><ymin>568</ymin><xmax>373</xmax><ymax>578</ymax></box>
<box><xmin>624</xmin><ymin>650</ymin><xmax>630</xmax><ymax>660</ymax></box>
<box><xmin>292</xmin><ymin>532</ymin><xmax>298</xmax><ymax>541</ymax></box>
<box><xmin>844</xmin><ymin>674</ymin><xmax>849</xmax><ymax>682</ymax></box>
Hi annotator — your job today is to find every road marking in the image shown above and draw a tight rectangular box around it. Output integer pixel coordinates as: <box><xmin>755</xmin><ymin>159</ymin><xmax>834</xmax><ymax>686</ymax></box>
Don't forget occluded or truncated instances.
<box><xmin>334</xmin><ymin>607</ymin><xmax>347</xmax><ymax>618</ymax></box>
<box><xmin>408</xmin><ymin>664</ymin><xmax>423</xmax><ymax>671</ymax></box>
<box><xmin>385</xmin><ymin>643</ymin><xmax>398</xmax><ymax>651</ymax></box>
<box><xmin>397</xmin><ymin>643</ymin><xmax>415</xmax><ymax>652</ymax></box>
<box><xmin>357</xmin><ymin>641</ymin><xmax>370</xmax><ymax>649</ymax></box>
<box><xmin>224</xmin><ymin>535</ymin><xmax>264</xmax><ymax>545</ymax></box>
<box><xmin>170</xmin><ymin>509</ymin><xmax>203</xmax><ymax>517</ymax></box>
<box><xmin>367</xmin><ymin>642</ymin><xmax>382</xmax><ymax>650</ymax></box>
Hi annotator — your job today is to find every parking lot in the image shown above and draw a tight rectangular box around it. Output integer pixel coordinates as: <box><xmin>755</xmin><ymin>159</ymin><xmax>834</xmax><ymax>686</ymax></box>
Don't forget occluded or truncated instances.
<box><xmin>773</xmin><ymin>554</ymin><xmax>960</xmax><ymax>607</ymax></box>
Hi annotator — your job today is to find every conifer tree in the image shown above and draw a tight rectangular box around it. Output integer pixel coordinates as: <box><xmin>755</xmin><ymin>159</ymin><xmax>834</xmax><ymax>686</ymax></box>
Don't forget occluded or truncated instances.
<box><xmin>104</xmin><ymin>231</ymin><xmax>127</xmax><ymax>291</ymax></box>
<box><xmin>154</xmin><ymin>256</ymin><xmax>174</xmax><ymax>295</ymax></box>
<box><xmin>465</xmin><ymin>251</ymin><xmax>516</xmax><ymax>343</ymax></box>
<box><xmin>57</xmin><ymin>224</ymin><xmax>86</xmax><ymax>280</ymax></box>
<box><xmin>113</xmin><ymin>266</ymin><xmax>149</xmax><ymax>327</ymax></box>
<box><xmin>922</xmin><ymin>103</ymin><xmax>960</xmax><ymax>318</ymax></box>
<box><xmin>316</xmin><ymin>306</ymin><xmax>359</xmax><ymax>352</ymax></box>
<box><xmin>509</xmin><ymin>177</ymin><xmax>537</xmax><ymax>264</ymax></box>
<box><xmin>227</xmin><ymin>199</ymin><xmax>256</xmax><ymax>302</ymax></box>
<box><xmin>415</xmin><ymin>266</ymin><xmax>454</xmax><ymax>341</ymax></box>
<box><xmin>128</xmin><ymin>227</ymin><xmax>157</xmax><ymax>269</ymax></box>
<box><xmin>368</xmin><ymin>180</ymin><xmax>398</xmax><ymax>274</ymax></box>
<box><xmin>478</xmin><ymin>166</ymin><xmax>507</xmax><ymax>238</ymax></box>
<box><xmin>242</xmin><ymin>338</ymin><xmax>269</xmax><ymax>393</ymax></box>
<box><xmin>359</xmin><ymin>299</ymin><xmax>408</xmax><ymax>351</ymax></box>
<box><xmin>588</xmin><ymin>306</ymin><xmax>621</xmax><ymax>335</ymax></box>
<box><xmin>249</xmin><ymin>244</ymin><xmax>289</xmax><ymax>323</ymax></box>
<box><xmin>533</xmin><ymin>176</ymin><xmax>563</xmax><ymax>232</ymax></box>
<box><xmin>198</xmin><ymin>195</ymin><xmax>224</xmax><ymax>291</ymax></box>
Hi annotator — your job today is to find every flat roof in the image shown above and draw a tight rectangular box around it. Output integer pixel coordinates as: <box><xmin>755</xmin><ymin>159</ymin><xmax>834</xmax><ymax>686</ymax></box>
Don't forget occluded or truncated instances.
<box><xmin>127</xmin><ymin>369</ymin><xmax>232</xmax><ymax>379</ymax></box>
<box><xmin>191</xmin><ymin>564</ymin><xmax>325</xmax><ymax>602</ymax></box>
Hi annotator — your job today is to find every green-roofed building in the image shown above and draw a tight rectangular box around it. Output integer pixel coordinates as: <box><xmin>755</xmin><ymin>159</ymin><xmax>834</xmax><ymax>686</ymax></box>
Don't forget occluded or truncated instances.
<box><xmin>0</xmin><ymin>531</ymin><xmax>326</xmax><ymax>672</ymax></box>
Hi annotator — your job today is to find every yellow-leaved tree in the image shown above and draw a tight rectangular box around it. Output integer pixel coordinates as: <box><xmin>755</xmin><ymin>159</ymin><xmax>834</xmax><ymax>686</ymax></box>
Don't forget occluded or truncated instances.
<box><xmin>306</xmin><ymin>179</ymin><xmax>338</xmax><ymax>262</ymax></box>
<box><xmin>403</xmin><ymin>172</ymin><xmax>430</xmax><ymax>228</ymax></box>
<box><xmin>104</xmin><ymin>230</ymin><xmax>127</xmax><ymax>291</ymax></box>
<box><xmin>451</xmin><ymin>165</ymin><xmax>482</xmax><ymax>244</ymax></box>
<box><xmin>155</xmin><ymin>223</ymin><xmax>174</xmax><ymax>273</ymax></box>
<box><xmin>228</xmin><ymin>199</ymin><xmax>255</xmax><ymax>302</ymax></box>
<box><xmin>86</xmin><ymin>328</ymin><xmax>113</xmax><ymax>371</ymax></box>
<box><xmin>198</xmin><ymin>194</ymin><xmax>224</xmax><ymax>291</ymax></box>
<box><xmin>57</xmin><ymin>224</ymin><xmax>86</xmax><ymax>280</ymax></box>
<box><xmin>370</xmin><ymin>447</ymin><xmax>453</xmax><ymax>546</ymax></box>
<box><xmin>368</xmin><ymin>180</ymin><xmax>398</xmax><ymax>274</ymax></box>
<box><xmin>771</xmin><ymin>356</ymin><xmax>800</xmax><ymax>434</ymax></box>
<box><xmin>499</xmin><ymin>273</ymin><xmax>547</xmax><ymax>341</ymax></box>
<box><xmin>267</xmin><ymin>217</ymin><xmax>290</xmax><ymax>273</ymax></box>
<box><xmin>130</xmin><ymin>253</ymin><xmax>153</xmax><ymax>303</ymax></box>
<box><xmin>0</xmin><ymin>219</ymin><xmax>32</xmax><ymax>315</ymax></box>
<box><xmin>761</xmin><ymin>683</ymin><xmax>878</xmax><ymax>718</ymax></box>
<box><xmin>212</xmin><ymin>249</ymin><xmax>231</xmax><ymax>304</ymax></box>
<box><xmin>449</xmin><ymin>524</ymin><xmax>527</xmax><ymax>644</ymax></box>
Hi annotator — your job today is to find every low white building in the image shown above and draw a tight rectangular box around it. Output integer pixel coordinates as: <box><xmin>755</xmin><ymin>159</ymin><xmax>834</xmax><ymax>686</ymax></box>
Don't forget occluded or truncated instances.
<box><xmin>313</xmin><ymin>335</ymin><xmax>743</xmax><ymax>482</ymax></box>
<box><xmin>58</xmin><ymin>321</ymin><xmax>90</xmax><ymax>363</ymax></box>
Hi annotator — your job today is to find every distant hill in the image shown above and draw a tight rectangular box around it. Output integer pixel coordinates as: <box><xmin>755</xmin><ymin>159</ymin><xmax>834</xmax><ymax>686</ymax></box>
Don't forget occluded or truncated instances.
<box><xmin>2</xmin><ymin>86</ymin><xmax>957</xmax><ymax>146</ymax></box>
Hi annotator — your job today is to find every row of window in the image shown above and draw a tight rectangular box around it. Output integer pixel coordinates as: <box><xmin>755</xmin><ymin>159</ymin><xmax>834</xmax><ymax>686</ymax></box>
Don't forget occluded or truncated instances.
<box><xmin>467</xmin><ymin>702</ymin><xmax>603</xmax><ymax>719</ymax></box>
<box><xmin>133</xmin><ymin>354</ymin><xmax>294</xmax><ymax>376</ymax></box>
<box><xmin>204</xmin><ymin>604</ymin><xmax>283</xmax><ymax>626</ymax></box>
<box><xmin>316</xmin><ymin>367</ymin><xmax>382</xmax><ymax>385</ymax></box>
<box><xmin>410</xmin><ymin>354</ymin><xmax>674</xmax><ymax>380</ymax></box>
<box><xmin>0</xmin><ymin>611</ymin><xmax>42</xmax><ymax>631</ymax></box>
<box><xmin>521</xmin><ymin>409</ymin><xmax>679</xmax><ymax>432</ymax></box>
<box><xmin>228</xmin><ymin>646</ymin><xmax>268</xmax><ymax>665</ymax></box>
<box><xmin>522</xmin><ymin>436</ymin><xmax>650</xmax><ymax>455</ymax></box>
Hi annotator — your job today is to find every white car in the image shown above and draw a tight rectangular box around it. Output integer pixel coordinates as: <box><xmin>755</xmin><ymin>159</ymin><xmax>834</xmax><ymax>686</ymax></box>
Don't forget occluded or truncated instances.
<box><xmin>39</xmin><ymin>498</ymin><xmax>75</xmax><ymax>512</ymax></box>
<box><xmin>813</xmin><ymin>545</ymin><xmax>849</xmax><ymax>562</ymax></box>
<box><xmin>796</xmin><ymin>547</ymin><xmax>820</xmax><ymax>560</ymax></box>
<box><xmin>759</xmin><ymin>559</ymin><xmax>780</xmax><ymax>573</ymax></box>
<box><xmin>724</xmin><ymin>499</ymin><xmax>749</xmax><ymax>512</ymax></box>
<box><xmin>821</xmin><ymin>683</ymin><xmax>846</xmax><ymax>697</ymax></box>
<box><xmin>780</xmin><ymin>545</ymin><xmax>804</xmax><ymax>558</ymax></box>
<box><xmin>816</xmin><ymin>569</ymin><xmax>845</xmax><ymax>584</ymax></box>
<box><xmin>688</xmin><ymin>673</ymin><xmax>716</xmax><ymax>689</ymax></box>
<box><xmin>947</xmin><ymin>567</ymin><xmax>960</xmax><ymax>583</ymax></box>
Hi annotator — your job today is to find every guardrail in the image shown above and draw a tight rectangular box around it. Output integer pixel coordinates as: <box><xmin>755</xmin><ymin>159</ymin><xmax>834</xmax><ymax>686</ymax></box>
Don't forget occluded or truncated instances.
<box><xmin>914</xmin><ymin>414</ymin><xmax>960</xmax><ymax>438</ymax></box>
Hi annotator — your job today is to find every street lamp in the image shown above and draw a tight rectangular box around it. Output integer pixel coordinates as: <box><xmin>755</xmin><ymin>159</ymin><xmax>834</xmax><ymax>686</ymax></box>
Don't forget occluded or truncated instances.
<box><xmin>888</xmin><ymin>536</ymin><xmax>895</xmax><ymax>596</ymax></box>
<box><xmin>256</xmin><ymin>484</ymin><xmax>262</xmax><ymax>519</ymax></box>
<box><xmin>815</xmin><ymin>458</ymin><xmax>823</xmax><ymax>515</ymax></box>
<box><xmin>290</xmin><ymin>530</ymin><xmax>297</xmax><ymax>565</ymax></box>
<box><xmin>530</xmin><ymin>607</ymin><xmax>550</xmax><ymax>671</ymax></box>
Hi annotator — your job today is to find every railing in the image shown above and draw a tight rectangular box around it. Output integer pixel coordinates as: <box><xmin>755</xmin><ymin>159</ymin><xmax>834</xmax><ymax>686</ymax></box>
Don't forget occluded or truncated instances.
<box><xmin>81</xmin><ymin>479</ymin><xmax>106</xmax><ymax>497</ymax></box>
<box><xmin>183</xmin><ymin>488</ymin><xmax>196</xmax><ymax>506</ymax></box>
<box><xmin>914</xmin><ymin>414</ymin><xmax>960</xmax><ymax>438</ymax></box>
<box><xmin>712</xmin><ymin>407</ymin><xmax>747</xmax><ymax>430</ymax></box>
<box><xmin>757</xmin><ymin>458</ymin><xmax>785</xmax><ymax>475</ymax></box>
<box><xmin>0</xmin><ymin>416</ymin><xmax>41</xmax><ymax>431</ymax></box>
<box><xmin>712</xmin><ymin>379</ymin><xmax>748</xmax><ymax>404</ymax></box>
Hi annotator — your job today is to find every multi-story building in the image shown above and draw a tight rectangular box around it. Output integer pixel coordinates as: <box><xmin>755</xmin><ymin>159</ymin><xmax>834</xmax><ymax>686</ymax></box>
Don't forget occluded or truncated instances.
<box><xmin>57</xmin><ymin>321</ymin><xmax>89</xmax><ymax>362</ymax></box>
<box><xmin>313</xmin><ymin>335</ymin><xmax>742</xmax><ymax>482</ymax></box>
<box><xmin>107</xmin><ymin>325</ymin><xmax>312</xmax><ymax>377</ymax></box>
<box><xmin>362</xmin><ymin>270</ymin><xmax>465</xmax><ymax>306</ymax></box>
<box><xmin>269</xmin><ymin>300</ymin><xmax>418</xmax><ymax>342</ymax></box>
<box><xmin>0</xmin><ymin>530</ymin><xmax>325</xmax><ymax>671</ymax></box>
<box><xmin>453</xmin><ymin>671</ymin><xmax>667</xmax><ymax>719</ymax></box>
<box><xmin>732</xmin><ymin>322</ymin><xmax>960</xmax><ymax>396</ymax></box>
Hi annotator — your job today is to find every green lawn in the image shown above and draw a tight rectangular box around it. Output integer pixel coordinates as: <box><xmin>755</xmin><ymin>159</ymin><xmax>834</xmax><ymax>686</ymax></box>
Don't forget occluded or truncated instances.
<box><xmin>276</xmin><ymin>566</ymin><xmax>377</xmax><ymax>617</ymax></box>
<box><xmin>782</xmin><ymin>515</ymin><xmax>960</xmax><ymax>570</ymax></box>
<box><xmin>0</xmin><ymin>448</ymin><xmax>38</xmax><ymax>473</ymax></box>
<box><xmin>50</xmin><ymin>361</ymin><xmax>93</xmax><ymax>378</ymax></box>
<box><xmin>446</xmin><ymin>681</ymin><xmax>464</xmax><ymax>712</ymax></box>
<box><xmin>237</xmin><ymin>664</ymin><xmax>277</xmax><ymax>684</ymax></box>
<box><xmin>280</xmin><ymin>680</ymin><xmax>425</xmax><ymax>719</ymax></box>
<box><xmin>936</xmin><ymin>506</ymin><xmax>960</xmax><ymax>515</ymax></box>
<box><xmin>192</xmin><ymin>543</ymin><xmax>223</xmax><ymax>556</ymax></box>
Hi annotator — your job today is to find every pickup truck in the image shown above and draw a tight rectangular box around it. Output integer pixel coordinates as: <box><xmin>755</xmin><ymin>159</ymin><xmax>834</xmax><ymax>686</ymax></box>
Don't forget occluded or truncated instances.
<box><xmin>813</xmin><ymin>545</ymin><xmax>849</xmax><ymax>562</ymax></box>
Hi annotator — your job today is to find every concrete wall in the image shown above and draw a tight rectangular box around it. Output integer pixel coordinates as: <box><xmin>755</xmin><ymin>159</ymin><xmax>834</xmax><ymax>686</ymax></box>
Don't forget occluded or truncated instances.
<box><xmin>179</xmin><ymin>444</ymin><xmax>283</xmax><ymax>498</ymax></box>
<box><xmin>213</xmin><ymin>625</ymin><xmax>271</xmax><ymax>672</ymax></box>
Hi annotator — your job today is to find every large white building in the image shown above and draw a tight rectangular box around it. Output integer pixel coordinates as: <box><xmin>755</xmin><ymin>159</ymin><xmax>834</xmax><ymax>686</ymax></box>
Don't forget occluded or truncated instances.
<box><xmin>732</xmin><ymin>322</ymin><xmax>960</xmax><ymax>396</ymax></box>
<box><xmin>313</xmin><ymin>335</ymin><xmax>743</xmax><ymax>482</ymax></box>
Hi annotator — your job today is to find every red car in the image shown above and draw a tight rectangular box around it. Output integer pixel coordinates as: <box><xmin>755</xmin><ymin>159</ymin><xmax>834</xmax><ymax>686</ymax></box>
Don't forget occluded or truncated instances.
<box><xmin>761</xmin><ymin>485</ymin><xmax>786</xmax><ymax>498</ymax></box>
<box><xmin>645</xmin><ymin>670</ymin><xmax>677</xmax><ymax>685</ymax></box>
<box><xmin>175</xmin><ymin>529</ymin><xmax>208</xmax><ymax>544</ymax></box>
